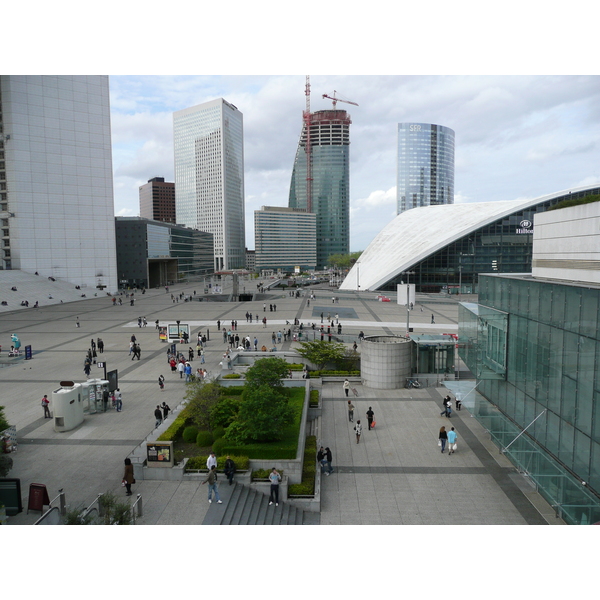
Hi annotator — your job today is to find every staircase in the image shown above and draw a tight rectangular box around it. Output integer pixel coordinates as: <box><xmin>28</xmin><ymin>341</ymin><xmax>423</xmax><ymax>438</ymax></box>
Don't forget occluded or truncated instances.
<box><xmin>202</xmin><ymin>482</ymin><xmax>319</xmax><ymax>525</ymax></box>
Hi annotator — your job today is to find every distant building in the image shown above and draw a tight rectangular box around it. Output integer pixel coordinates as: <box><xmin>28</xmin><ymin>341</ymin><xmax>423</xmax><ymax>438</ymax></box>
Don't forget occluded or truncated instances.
<box><xmin>245</xmin><ymin>249</ymin><xmax>255</xmax><ymax>273</ymax></box>
<box><xmin>173</xmin><ymin>98</ymin><xmax>245</xmax><ymax>271</ymax></box>
<box><xmin>289</xmin><ymin>109</ymin><xmax>351</xmax><ymax>269</ymax></box>
<box><xmin>115</xmin><ymin>217</ymin><xmax>213</xmax><ymax>288</ymax></box>
<box><xmin>139</xmin><ymin>177</ymin><xmax>175</xmax><ymax>223</ymax></box>
<box><xmin>255</xmin><ymin>206</ymin><xmax>316</xmax><ymax>273</ymax></box>
<box><xmin>0</xmin><ymin>75</ymin><xmax>118</xmax><ymax>290</ymax></box>
<box><xmin>397</xmin><ymin>122</ymin><xmax>455</xmax><ymax>214</ymax></box>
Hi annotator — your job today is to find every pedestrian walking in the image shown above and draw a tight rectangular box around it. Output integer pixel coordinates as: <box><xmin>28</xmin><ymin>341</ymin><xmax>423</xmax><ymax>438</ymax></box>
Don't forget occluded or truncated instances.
<box><xmin>268</xmin><ymin>468</ymin><xmax>281</xmax><ymax>506</ymax></box>
<box><xmin>76</xmin><ymin>317</ymin><xmax>80</xmax><ymax>328</ymax></box>
<box><xmin>97</xmin><ymin>338</ymin><xmax>104</xmax><ymax>353</ymax></box>
<box><xmin>347</xmin><ymin>399</ymin><xmax>355</xmax><ymax>422</ymax></box>
<box><xmin>170</xmin><ymin>357</ymin><xmax>177</xmax><ymax>372</ymax></box>
<box><xmin>441</xmin><ymin>396</ymin><xmax>452</xmax><ymax>418</ymax></box>
<box><xmin>324</xmin><ymin>447</ymin><xmax>334</xmax><ymax>475</ymax></box>
<box><xmin>431</xmin><ymin>314</ymin><xmax>435</xmax><ymax>324</ymax></box>
<box><xmin>206</xmin><ymin>451</ymin><xmax>217</xmax><ymax>470</ymax></box>
<box><xmin>366</xmin><ymin>406</ymin><xmax>375</xmax><ymax>430</ymax></box>
<box><xmin>202</xmin><ymin>465</ymin><xmax>222</xmax><ymax>503</ymax></box>
<box><xmin>439</xmin><ymin>426</ymin><xmax>448</xmax><ymax>453</ymax></box>
<box><xmin>354</xmin><ymin>420</ymin><xmax>363</xmax><ymax>444</ymax></box>
<box><xmin>115</xmin><ymin>388</ymin><xmax>122</xmax><ymax>411</ymax></box>
<box><xmin>317</xmin><ymin>446</ymin><xmax>326</xmax><ymax>472</ymax></box>
<box><xmin>83</xmin><ymin>357</ymin><xmax>91</xmax><ymax>377</ymax></box>
<box><xmin>122</xmin><ymin>458</ymin><xmax>134</xmax><ymax>496</ymax></box>
<box><xmin>162</xmin><ymin>402</ymin><xmax>170</xmax><ymax>420</ymax></box>
<box><xmin>158</xmin><ymin>374</ymin><xmax>165</xmax><ymax>390</ymax></box>
<box><xmin>455</xmin><ymin>396</ymin><xmax>462</xmax><ymax>411</ymax></box>
<box><xmin>343</xmin><ymin>378</ymin><xmax>350</xmax><ymax>397</ymax></box>
<box><xmin>224</xmin><ymin>455</ymin><xmax>236</xmax><ymax>485</ymax></box>
<box><xmin>154</xmin><ymin>405</ymin><xmax>163</xmax><ymax>428</ymax></box>
<box><xmin>447</xmin><ymin>427</ymin><xmax>458</xmax><ymax>454</ymax></box>
<box><xmin>184</xmin><ymin>362</ymin><xmax>192</xmax><ymax>382</ymax></box>
<box><xmin>178</xmin><ymin>361</ymin><xmax>185</xmax><ymax>378</ymax></box>
<box><xmin>41</xmin><ymin>394</ymin><xmax>51</xmax><ymax>418</ymax></box>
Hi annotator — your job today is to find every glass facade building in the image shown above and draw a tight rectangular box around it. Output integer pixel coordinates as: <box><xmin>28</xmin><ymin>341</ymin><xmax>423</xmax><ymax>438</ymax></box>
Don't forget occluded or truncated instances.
<box><xmin>289</xmin><ymin>109</ymin><xmax>350</xmax><ymax>269</ymax></box>
<box><xmin>459</xmin><ymin>273</ymin><xmax>600</xmax><ymax>524</ymax></box>
<box><xmin>173</xmin><ymin>98</ymin><xmax>245</xmax><ymax>271</ymax></box>
<box><xmin>397</xmin><ymin>123</ymin><xmax>455</xmax><ymax>214</ymax></box>
<box><xmin>254</xmin><ymin>206</ymin><xmax>316</xmax><ymax>272</ymax></box>
<box><xmin>115</xmin><ymin>217</ymin><xmax>213</xmax><ymax>288</ymax></box>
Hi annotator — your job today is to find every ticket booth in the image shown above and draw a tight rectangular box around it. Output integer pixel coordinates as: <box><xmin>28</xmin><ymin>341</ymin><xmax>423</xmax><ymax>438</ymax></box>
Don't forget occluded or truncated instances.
<box><xmin>81</xmin><ymin>378</ymin><xmax>110</xmax><ymax>414</ymax></box>
<box><xmin>52</xmin><ymin>382</ymin><xmax>85</xmax><ymax>432</ymax></box>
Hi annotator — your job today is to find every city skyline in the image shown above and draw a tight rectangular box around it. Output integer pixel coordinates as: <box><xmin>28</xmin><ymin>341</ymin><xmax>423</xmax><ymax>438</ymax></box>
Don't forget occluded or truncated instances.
<box><xmin>110</xmin><ymin>75</ymin><xmax>600</xmax><ymax>253</ymax></box>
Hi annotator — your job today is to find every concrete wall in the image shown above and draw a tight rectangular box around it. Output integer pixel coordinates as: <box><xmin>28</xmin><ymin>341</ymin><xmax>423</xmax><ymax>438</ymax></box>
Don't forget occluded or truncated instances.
<box><xmin>361</xmin><ymin>335</ymin><xmax>412</xmax><ymax>389</ymax></box>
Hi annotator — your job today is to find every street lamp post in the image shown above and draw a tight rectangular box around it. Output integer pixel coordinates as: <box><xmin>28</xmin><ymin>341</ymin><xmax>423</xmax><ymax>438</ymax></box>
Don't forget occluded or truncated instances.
<box><xmin>401</xmin><ymin>271</ymin><xmax>415</xmax><ymax>335</ymax></box>
<box><xmin>176</xmin><ymin>320</ymin><xmax>181</xmax><ymax>342</ymax></box>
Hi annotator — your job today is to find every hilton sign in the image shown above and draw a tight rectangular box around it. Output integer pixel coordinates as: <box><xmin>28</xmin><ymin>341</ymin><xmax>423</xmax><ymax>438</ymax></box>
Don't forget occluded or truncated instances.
<box><xmin>516</xmin><ymin>219</ymin><xmax>533</xmax><ymax>234</ymax></box>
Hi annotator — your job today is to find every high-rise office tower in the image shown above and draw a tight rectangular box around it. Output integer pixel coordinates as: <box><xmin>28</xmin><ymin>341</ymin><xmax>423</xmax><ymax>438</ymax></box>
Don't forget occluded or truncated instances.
<box><xmin>173</xmin><ymin>98</ymin><xmax>245</xmax><ymax>271</ymax></box>
<box><xmin>139</xmin><ymin>177</ymin><xmax>176</xmax><ymax>224</ymax></box>
<box><xmin>288</xmin><ymin>109</ymin><xmax>351</xmax><ymax>269</ymax></box>
<box><xmin>397</xmin><ymin>122</ymin><xmax>455</xmax><ymax>214</ymax></box>
<box><xmin>0</xmin><ymin>75</ymin><xmax>117</xmax><ymax>290</ymax></box>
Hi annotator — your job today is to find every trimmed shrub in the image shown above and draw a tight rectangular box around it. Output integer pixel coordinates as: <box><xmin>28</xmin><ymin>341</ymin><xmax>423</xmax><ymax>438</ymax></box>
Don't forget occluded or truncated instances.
<box><xmin>288</xmin><ymin>435</ymin><xmax>317</xmax><ymax>497</ymax></box>
<box><xmin>309</xmin><ymin>390</ymin><xmax>319</xmax><ymax>407</ymax></box>
<box><xmin>196</xmin><ymin>430</ymin><xmax>214</xmax><ymax>447</ymax></box>
<box><xmin>252</xmin><ymin>468</ymin><xmax>284</xmax><ymax>480</ymax></box>
<box><xmin>211</xmin><ymin>437</ymin><xmax>227</xmax><ymax>455</ymax></box>
<box><xmin>182</xmin><ymin>425</ymin><xmax>199</xmax><ymax>443</ymax></box>
<box><xmin>222</xmin><ymin>386</ymin><xmax>245</xmax><ymax>396</ymax></box>
<box><xmin>287</xmin><ymin>363</ymin><xmax>304</xmax><ymax>371</ymax></box>
<box><xmin>212</xmin><ymin>425</ymin><xmax>226</xmax><ymax>440</ymax></box>
<box><xmin>157</xmin><ymin>411</ymin><xmax>190</xmax><ymax>441</ymax></box>
<box><xmin>222</xmin><ymin>373</ymin><xmax>241</xmax><ymax>379</ymax></box>
<box><xmin>308</xmin><ymin>370</ymin><xmax>360</xmax><ymax>378</ymax></box>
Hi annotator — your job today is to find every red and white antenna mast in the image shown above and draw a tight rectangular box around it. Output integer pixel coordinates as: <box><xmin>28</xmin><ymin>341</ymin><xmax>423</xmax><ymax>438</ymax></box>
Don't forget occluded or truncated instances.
<box><xmin>303</xmin><ymin>75</ymin><xmax>313</xmax><ymax>213</ymax></box>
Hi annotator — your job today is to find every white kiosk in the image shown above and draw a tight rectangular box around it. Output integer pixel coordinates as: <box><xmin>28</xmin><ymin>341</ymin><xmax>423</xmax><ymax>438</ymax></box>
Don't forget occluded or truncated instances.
<box><xmin>52</xmin><ymin>381</ymin><xmax>85</xmax><ymax>433</ymax></box>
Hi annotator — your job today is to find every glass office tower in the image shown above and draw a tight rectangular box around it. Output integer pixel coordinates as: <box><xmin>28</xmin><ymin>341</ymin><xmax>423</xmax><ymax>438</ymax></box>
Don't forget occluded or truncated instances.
<box><xmin>173</xmin><ymin>98</ymin><xmax>245</xmax><ymax>271</ymax></box>
<box><xmin>397</xmin><ymin>122</ymin><xmax>455</xmax><ymax>214</ymax></box>
<box><xmin>289</xmin><ymin>109</ymin><xmax>350</xmax><ymax>269</ymax></box>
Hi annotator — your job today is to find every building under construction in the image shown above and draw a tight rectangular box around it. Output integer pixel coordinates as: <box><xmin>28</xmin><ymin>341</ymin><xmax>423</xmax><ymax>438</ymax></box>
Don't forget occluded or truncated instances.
<box><xmin>288</xmin><ymin>81</ymin><xmax>354</xmax><ymax>269</ymax></box>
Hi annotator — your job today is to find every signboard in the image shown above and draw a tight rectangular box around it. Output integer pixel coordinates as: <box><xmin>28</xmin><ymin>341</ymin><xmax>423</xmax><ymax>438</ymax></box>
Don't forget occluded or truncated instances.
<box><xmin>158</xmin><ymin>326</ymin><xmax>168</xmax><ymax>341</ymax></box>
<box><xmin>25</xmin><ymin>345</ymin><xmax>33</xmax><ymax>360</ymax></box>
<box><xmin>146</xmin><ymin>442</ymin><xmax>174</xmax><ymax>468</ymax></box>
<box><xmin>107</xmin><ymin>369</ymin><xmax>118</xmax><ymax>392</ymax></box>
<box><xmin>27</xmin><ymin>482</ymin><xmax>50</xmax><ymax>514</ymax></box>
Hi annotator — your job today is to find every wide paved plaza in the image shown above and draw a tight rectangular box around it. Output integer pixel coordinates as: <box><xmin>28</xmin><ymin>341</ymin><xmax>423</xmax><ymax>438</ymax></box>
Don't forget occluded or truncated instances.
<box><xmin>0</xmin><ymin>279</ymin><xmax>561</xmax><ymax>526</ymax></box>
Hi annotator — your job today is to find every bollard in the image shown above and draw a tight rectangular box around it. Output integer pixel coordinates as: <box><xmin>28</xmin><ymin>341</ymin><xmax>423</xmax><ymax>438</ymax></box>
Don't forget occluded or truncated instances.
<box><xmin>59</xmin><ymin>489</ymin><xmax>66</xmax><ymax>516</ymax></box>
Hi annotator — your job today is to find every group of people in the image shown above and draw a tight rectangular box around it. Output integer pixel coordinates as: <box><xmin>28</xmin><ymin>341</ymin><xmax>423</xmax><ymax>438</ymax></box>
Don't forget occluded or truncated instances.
<box><xmin>154</xmin><ymin>402</ymin><xmax>171</xmax><ymax>427</ymax></box>
<box><xmin>202</xmin><ymin>452</ymin><xmax>238</xmax><ymax>504</ymax></box>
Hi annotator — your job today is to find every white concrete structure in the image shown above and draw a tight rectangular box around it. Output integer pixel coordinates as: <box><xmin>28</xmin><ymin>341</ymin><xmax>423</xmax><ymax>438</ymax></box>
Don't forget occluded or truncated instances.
<box><xmin>533</xmin><ymin>201</ymin><xmax>600</xmax><ymax>284</ymax></box>
<box><xmin>0</xmin><ymin>75</ymin><xmax>118</xmax><ymax>291</ymax></box>
<box><xmin>173</xmin><ymin>98</ymin><xmax>245</xmax><ymax>271</ymax></box>
<box><xmin>341</xmin><ymin>187</ymin><xmax>600</xmax><ymax>292</ymax></box>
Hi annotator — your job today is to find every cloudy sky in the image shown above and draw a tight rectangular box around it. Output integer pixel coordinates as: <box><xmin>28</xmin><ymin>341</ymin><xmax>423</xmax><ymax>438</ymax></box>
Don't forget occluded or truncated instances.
<box><xmin>109</xmin><ymin>74</ymin><xmax>600</xmax><ymax>251</ymax></box>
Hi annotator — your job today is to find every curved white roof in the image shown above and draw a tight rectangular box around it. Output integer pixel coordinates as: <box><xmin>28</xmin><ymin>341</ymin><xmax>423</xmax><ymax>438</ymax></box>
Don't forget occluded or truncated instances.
<box><xmin>341</xmin><ymin>186</ymin><xmax>598</xmax><ymax>291</ymax></box>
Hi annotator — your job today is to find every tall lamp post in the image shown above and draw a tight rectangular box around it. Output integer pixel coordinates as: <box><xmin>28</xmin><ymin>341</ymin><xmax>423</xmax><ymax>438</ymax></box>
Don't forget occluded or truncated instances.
<box><xmin>176</xmin><ymin>320</ymin><xmax>181</xmax><ymax>342</ymax></box>
<box><xmin>401</xmin><ymin>271</ymin><xmax>415</xmax><ymax>335</ymax></box>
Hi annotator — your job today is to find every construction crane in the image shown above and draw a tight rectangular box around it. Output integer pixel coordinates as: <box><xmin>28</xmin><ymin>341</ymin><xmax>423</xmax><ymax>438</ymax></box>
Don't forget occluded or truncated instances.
<box><xmin>322</xmin><ymin>90</ymin><xmax>359</xmax><ymax>109</ymax></box>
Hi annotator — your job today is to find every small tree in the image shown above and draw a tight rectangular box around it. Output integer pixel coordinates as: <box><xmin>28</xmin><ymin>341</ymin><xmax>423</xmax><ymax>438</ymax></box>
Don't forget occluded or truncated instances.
<box><xmin>226</xmin><ymin>384</ymin><xmax>294</xmax><ymax>443</ymax></box>
<box><xmin>296</xmin><ymin>340</ymin><xmax>347</xmax><ymax>370</ymax></box>
<box><xmin>244</xmin><ymin>357</ymin><xmax>290</xmax><ymax>390</ymax></box>
<box><xmin>184</xmin><ymin>381</ymin><xmax>222</xmax><ymax>430</ymax></box>
<box><xmin>0</xmin><ymin>405</ymin><xmax>10</xmax><ymax>432</ymax></box>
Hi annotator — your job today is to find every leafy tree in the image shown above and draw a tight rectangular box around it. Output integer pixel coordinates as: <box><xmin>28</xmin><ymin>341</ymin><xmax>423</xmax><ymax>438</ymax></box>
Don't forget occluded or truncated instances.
<box><xmin>244</xmin><ymin>357</ymin><xmax>290</xmax><ymax>390</ymax></box>
<box><xmin>184</xmin><ymin>381</ymin><xmax>222</xmax><ymax>430</ymax></box>
<box><xmin>296</xmin><ymin>340</ymin><xmax>347</xmax><ymax>370</ymax></box>
<box><xmin>225</xmin><ymin>384</ymin><xmax>294</xmax><ymax>443</ymax></box>
<box><xmin>327</xmin><ymin>251</ymin><xmax>362</xmax><ymax>269</ymax></box>
<box><xmin>0</xmin><ymin>454</ymin><xmax>13</xmax><ymax>478</ymax></box>
<box><xmin>210</xmin><ymin>395</ymin><xmax>242</xmax><ymax>428</ymax></box>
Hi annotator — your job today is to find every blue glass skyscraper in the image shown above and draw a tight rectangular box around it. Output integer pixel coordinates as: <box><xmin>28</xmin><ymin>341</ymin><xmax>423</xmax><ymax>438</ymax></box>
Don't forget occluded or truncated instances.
<box><xmin>397</xmin><ymin>122</ymin><xmax>455</xmax><ymax>214</ymax></box>
<box><xmin>289</xmin><ymin>109</ymin><xmax>351</xmax><ymax>269</ymax></box>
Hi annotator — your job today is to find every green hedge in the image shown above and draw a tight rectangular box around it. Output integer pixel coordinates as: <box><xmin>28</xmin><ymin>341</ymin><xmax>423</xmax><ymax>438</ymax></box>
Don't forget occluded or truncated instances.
<box><xmin>185</xmin><ymin>455</ymin><xmax>250</xmax><ymax>471</ymax></box>
<box><xmin>252</xmin><ymin>468</ymin><xmax>284</xmax><ymax>479</ymax></box>
<box><xmin>288</xmin><ymin>363</ymin><xmax>304</xmax><ymax>371</ymax></box>
<box><xmin>222</xmin><ymin>373</ymin><xmax>242</xmax><ymax>379</ymax></box>
<box><xmin>222</xmin><ymin>386</ymin><xmax>245</xmax><ymax>396</ymax></box>
<box><xmin>288</xmin><ymin>435</ymin><xmax>317</xmax><ymax>497</ymax></box>
<box><xmin>157</xmin><ymin>411</ymin><xmax>190</xmax><ymax>441</ymax></box>
<box><xmin>309</xmin><ymin>390</ymin><xmax>319</xmax><ymax>407</ymax></box>
<box><xmin>308</xmin><ymin>370</ymin><xmax>360</xmax><ymax>378</ymax></box>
